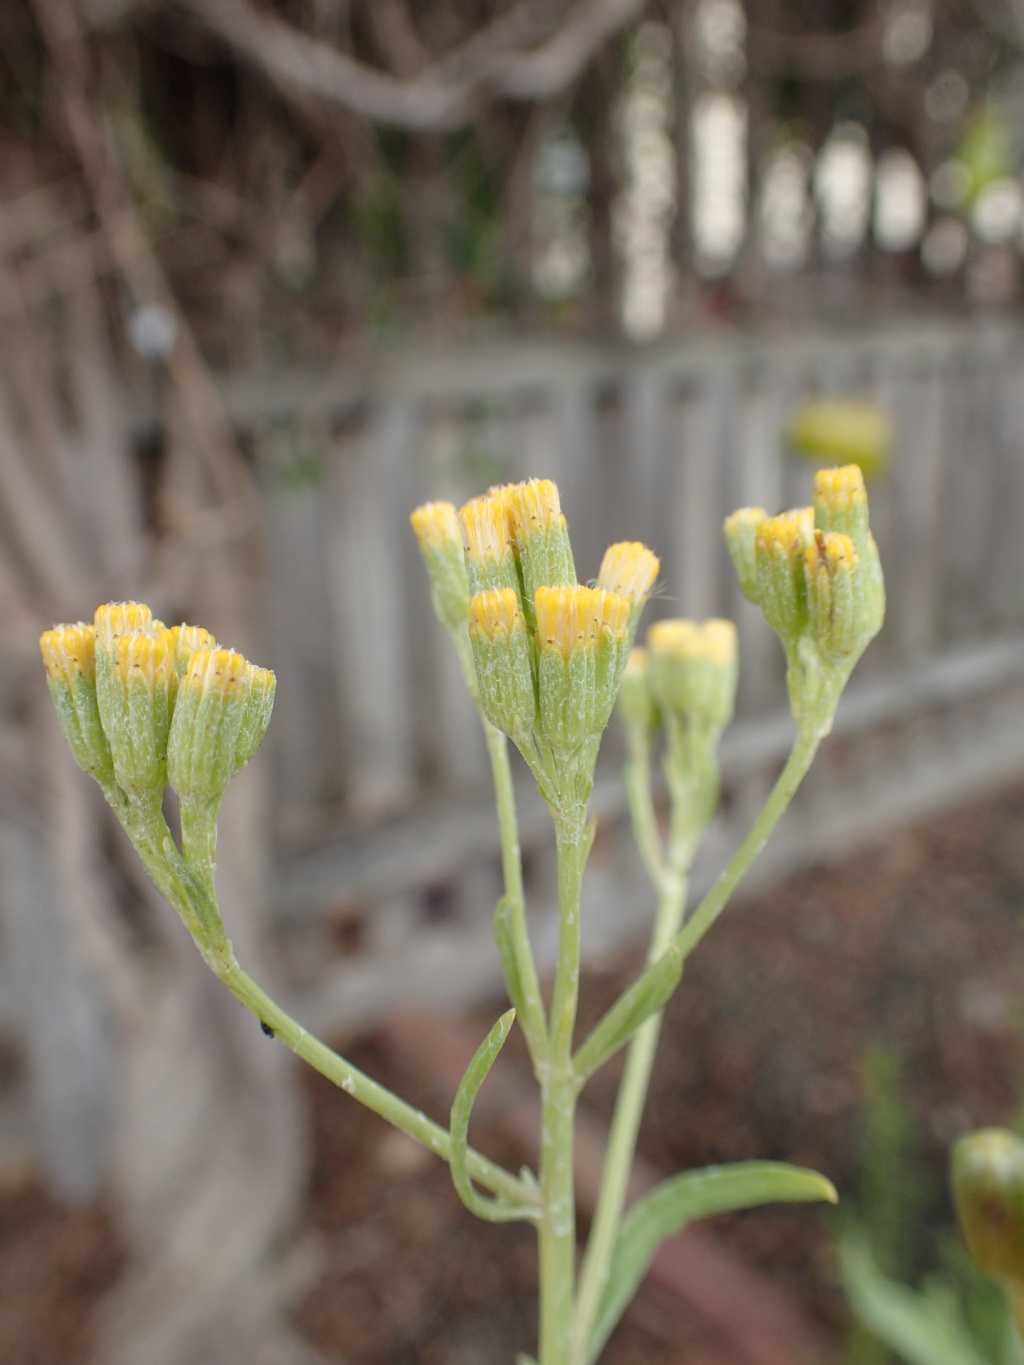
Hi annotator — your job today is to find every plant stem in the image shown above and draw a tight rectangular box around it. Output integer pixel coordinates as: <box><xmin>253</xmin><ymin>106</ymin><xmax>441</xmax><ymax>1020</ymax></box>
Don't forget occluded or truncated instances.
<box><xmin>673</xmin><ymin>724</ymin><xmax>822</xmax><ymax>964</ymax></box>
<box><xmin>623</xmin><ymin>728</ymin><xmax>662</xmax><ymax>886</ymax></box>
<box><xmin>217</xmin><ymin>957</ymin><xmax>537</xmax><ymax>1213</ymax></box>
<box><xmin>111</xmin><ymin>792</ymin><xmax>537</xmax><ymax>1214</ymax></box>
<box><xmin>570</xmin><ymin>758</ymin><xmax>690</xmax><ymax>1364</ymax></box>
<box><xmin>538</xmin><ymin>812</ymin><xmax>587</xmax><ymax>1365</ymax></box>
<box><xmin>484</xmin><ymin>720</ymin><xmax>547</xmax><ymax>1062</ymax></box>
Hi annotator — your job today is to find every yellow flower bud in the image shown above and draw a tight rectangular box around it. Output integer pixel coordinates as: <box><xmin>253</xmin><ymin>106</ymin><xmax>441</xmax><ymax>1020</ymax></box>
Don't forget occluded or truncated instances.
<box><xmin>723</xmin><ymin>507</ymin><xmax>767</xmax><ymax>604</ymax></box>
<box><xmin>168</xmin><ymin>623</ymin><xmax>218</xmax><ymax>677</ymax></box>
<box><xmin>597</xmin><ymin>541</ymin><xmax>660</xmax><ymax>642</ymax></box>
<box><xmin>617</xmin><ymin>647</ymin><xmax>657</xmax><ymax>734</ymax></box>
<box><xmin>813</xmin><ymin>464</ymin><xmax>884</xmax><ymax>642</ymax></box>
<box><xmin>458</xmin><ymin>492</ymin><xmax>519</xmax><ymax>598</ymax></box>
<box><xmin>813</xmin><ymin>464</ymin><xmax>869</xmax><ymax>546</ymax></box>
<box><xmin>647</xmin><ymin>618</ymin><xmax>738</xmax><ymax>731</ymax></box>
<box><xmin>467</xmin><ymin>588</ymin><xmax>535</xmax><ymax>740</ymax></box>
<box><xmin>411</xmin><ymin>500</ymin><xmax>471</xmax><ymax>632</ymax></box>
<box><xmin>501</xmin><ymin>479</ymin><xmax>576</xmax><ymax>619</ymax></box>
<box><xmin>168</xmin><ymin>648</ymin><xmax>276</xmax><ymax>800</ymax></box>
<box><xmin>952</xmin><ymin>1129</ymin><xmax>1024</xmax><ymax>1290</ymax></box>
<box><xmin>755</xmin><ymin>509</ymin><xmax>815</xmax><ymax>644</ymax></box>
<box><xmin>534</xmin><ymin>585</ymin><xmax>630</xmax><ymax>750</ymax></box>
<box><xmin>104</xmin><ymin>626</ymin><xmax>177</xmax><ymax>796</ymax></box>
<box><xmin>40</xmin><ymin>623</ymin><xmax>114</xmax><ymax>784</ymax></box>
<box><xmin>804</xmin><ymin>530</ymin><xmax>862</xmax><ymax>663</ymax></box>
<box><xmin>94</xmin><ymin>601</ymin><xmax>154</xmax><ymax>652</ymax></box>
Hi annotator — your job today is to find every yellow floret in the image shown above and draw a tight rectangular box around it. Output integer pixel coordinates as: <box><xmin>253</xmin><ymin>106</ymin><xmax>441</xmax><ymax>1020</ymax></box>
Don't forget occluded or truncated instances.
<box><xmin>168</xmin><ymin>624</ymin><xmax>218</xmax><ymax>672</ymax></box>
<box><xmin>502</xmin><ymin>479</ymin><xmax>563</xmax><ymax>538</ymax></box>
<box><xmin>757</xmin><ymin>507</ymin><xmax>815</xmax><ymax>559</ymax></box>
<box><xmin>724</xmin><ymin>507</ymin><xmax>767</xmax><ymax>538</ymax></box>
<box><xmin>535</xmin><ymin>585</ymin><xmax>630</xmax><ymax>658</ymax></box>
<box><xmin>468</xmin><ymin>588</ymin><xmax>523</xmax><ymax>641</ymax></box>
<box><xmin>814</xmin><ymin>464</ymin><xmax>867</xmax><ymax>512</ymax></box>
<box><xmin>702</xmin><ymin>619</ymin><xmax>738</xmax><ymax>666</ymax></box>
<box><xmin>597</xmin><ymin>542</ymin><xmax>660</xmax><ymax>604</ymax></box>
<box><xmin>181</xmin><ymin>648</ymin><xmax>252</xmax><ymax>695</ymax></box>
<box><xmin>94</xmin><ymin>601</ymin><xmax>154</xmax><ymax>649</ymax></box>
<box><xmin>649</xmin><ymin>618</ymin><xmax>737</xmax><ymax>665</ymax></box>
<box><xmin>459</xmin><ymin>494</ymin><xmax>513</xmax><ymax>563</ymax></box>
<box><xmin>806</xmin><ymin>529</ymin><xmax>858</xmax><ymax>580</ymax></box>
<box><xmin>410</xmin><ymin>500</ymin><xmax>462</xmax><ymax>550</ymax></box>
<box><xmin>114</xmin><ymin>628</ymin><xmax>176</xmax><ymax>687</ymax></box>
<box><xmin>40</xmin><ymin>623</ymin><xmax>96</xmax><ymax>682</ymax></box>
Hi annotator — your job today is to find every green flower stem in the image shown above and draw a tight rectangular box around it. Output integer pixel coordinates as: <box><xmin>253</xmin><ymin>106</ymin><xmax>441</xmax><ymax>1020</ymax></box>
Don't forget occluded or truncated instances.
<box><xmin>539</xmin><ymin>812</ymin><xmax>588</xmax><ymax>1365</ymax></box>
<box><xmin>216</xmin><ymin>957</ymin><xmax>537</xmax><ymax>1213</ymax></box>
<box><xmin>451</xmin><ymin>624</ymin><xmax>547</xmax><ymax>1063</ymax></box>
<box><xmin>623</xmin><ymin>727</ymin><xmax>663</xmax><ymax>886</ymax></box>
<box><xmin>177</xmin><ymin>794</ymin><xmax>221</xmax><ymax>903</ymax></box>
<box><xmin>484</xmin><ymin>719</ymin><xmax>548</xmax><ymax>1062</ymax></box>
<box><xmin>107</xmin><ymin>786</ymin><xmax>536</xmax><ymax>1213</ymax></box>
<box><xmin>571</xmin><ymin>745</ymin><xmax>691</xmax><ymax>1364</ymax></box>
<box><xmin>673</xmin><ymin>723</ymin><xmax>822</xmax><ymax>964</ymax></box>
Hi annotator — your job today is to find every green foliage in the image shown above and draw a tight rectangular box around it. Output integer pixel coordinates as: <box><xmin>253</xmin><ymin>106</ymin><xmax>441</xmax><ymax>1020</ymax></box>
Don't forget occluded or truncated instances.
<box><xmin>842</xmin><ymin>1047</ymin><xmax>1018</xmax><ymax>1365</ymax></box>
<box><xmin>858</xmin><ymin>1045</ymin><xmax>930</xmax><ymax>1279</ymax></box>
<box><xmin>589</xmin><ymin>1163</ymin><xmax>837</xmax><ymax>1362</ymax></box>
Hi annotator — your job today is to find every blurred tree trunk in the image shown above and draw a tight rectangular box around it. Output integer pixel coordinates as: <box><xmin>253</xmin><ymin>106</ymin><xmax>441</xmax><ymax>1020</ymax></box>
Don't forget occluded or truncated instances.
<box><xmin>0</xmin><ymin>8</ymin><xmax>324</xmax><ymax>1359</ymax></box>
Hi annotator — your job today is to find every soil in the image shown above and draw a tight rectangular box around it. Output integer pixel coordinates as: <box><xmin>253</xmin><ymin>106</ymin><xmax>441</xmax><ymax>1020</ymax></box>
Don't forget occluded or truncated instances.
<box><xmin>7</xmin><ymin>780</ymin><xmax>1024</xmax><ymax>1363</ymax></box>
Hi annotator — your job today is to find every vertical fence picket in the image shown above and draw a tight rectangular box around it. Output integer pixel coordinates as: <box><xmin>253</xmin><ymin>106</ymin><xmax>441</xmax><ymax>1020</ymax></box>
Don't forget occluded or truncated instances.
<box><xmin>327</xmin><ymin>404</ymin><xmax>417</xmax><ymax>813</ymax></box>
<box><xmin>888</xmin><ymin>347</ymin><xmax>947</xmax><ymax>661</ymax></box>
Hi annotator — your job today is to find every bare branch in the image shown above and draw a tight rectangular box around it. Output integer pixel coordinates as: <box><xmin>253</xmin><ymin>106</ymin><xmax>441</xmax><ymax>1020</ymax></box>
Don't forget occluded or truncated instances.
<box><xmin>176</xmin><ymin>0</ymin><xmax>476</xmax><ymax>129</ymax></box>
<box><xmin>173</xmin><ymin>0</ymin><xmax>648</xmax><ymax>130</ymax></box>
<box><xmin>496</xmin><ymin>0</ymin><xmax>646</xmax><ymax>98</ymax></box>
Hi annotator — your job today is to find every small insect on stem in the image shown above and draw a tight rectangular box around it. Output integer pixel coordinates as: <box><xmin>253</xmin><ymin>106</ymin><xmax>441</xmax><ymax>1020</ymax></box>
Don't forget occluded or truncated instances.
<box><xmin>260</xmin><ymin>1020</ymin><xmax>276</xmax><ymax>1039</ymax></box>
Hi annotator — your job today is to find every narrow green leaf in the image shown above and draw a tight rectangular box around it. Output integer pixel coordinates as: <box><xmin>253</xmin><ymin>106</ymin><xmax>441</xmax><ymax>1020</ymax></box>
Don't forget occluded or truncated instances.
<box><xmin>573</xmin><ymin>941</ymin><xmax>682</xmax><ymax>1082</ymax></box>
<box><xmin>493</xmin><ymin>896</ymin><xmax>524</xmax><ymax>1017</ymax></box>
<box><xmin>840</xmin><ymin>1233</ymin><xmax>991</xmax><ymax>1365</ymax></box>
<box><xmin>450</xmin><ymin>1009</ymin><xmax>532</xmax><ymax>1224</ymax></box>
<box><xmin>589</xmin><ymin>1162</ymin><xmax>837</xmax><ymax>1361</ymax></box>
<box><xmin>581</xmin><ymin>813</ymin><xmax>598</xmax><ymax>870</ymax></box>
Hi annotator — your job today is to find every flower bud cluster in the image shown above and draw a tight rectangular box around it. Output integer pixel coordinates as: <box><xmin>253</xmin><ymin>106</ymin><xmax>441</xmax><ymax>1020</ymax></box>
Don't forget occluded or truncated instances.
<box><xmin>618</xmin><ymin>618</ymin><xmax>738</xmax><ymax>746</ymax></box>
<box><xmin>723</xmin><ymin>465</ymin><xmax>885</xmax><ymax>726</ymax></box>
<box><xmin>647</xmin><ymin>619</ymin><xmax>738</xmax><ymax>735</ymax></box>
<box><xmin>41</xmin><ymin>603</ymin><xmax>275</xmax><ymax>805</ymax></box>
<box><xmin>413</xmin><ymin>480</ymin><xmax>660</xmax><ymax>797</ymax></box>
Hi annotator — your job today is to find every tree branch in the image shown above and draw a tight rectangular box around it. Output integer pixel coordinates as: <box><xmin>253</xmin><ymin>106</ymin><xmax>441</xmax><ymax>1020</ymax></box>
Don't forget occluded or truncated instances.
<box><xmin>172</xmin><ymin>0</ymin><xmax>648</xmax><ymax>130</ymax></box>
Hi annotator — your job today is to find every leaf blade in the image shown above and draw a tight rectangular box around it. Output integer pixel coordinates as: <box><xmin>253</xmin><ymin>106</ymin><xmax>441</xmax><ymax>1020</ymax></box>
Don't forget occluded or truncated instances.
<box><xmin>588</xmin><ymin>1161</ymin><xmax>837</xmax><ymax>1360</ymax></box>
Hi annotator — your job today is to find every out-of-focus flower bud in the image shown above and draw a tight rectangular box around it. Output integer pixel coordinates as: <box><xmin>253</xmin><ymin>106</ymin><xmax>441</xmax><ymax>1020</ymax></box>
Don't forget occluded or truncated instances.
<box><xmin>804</xmin><ymin>531</ymin><xmax>863</xmax><ymax>664</ymax></box>
<box><xmin>534</xmin><ymin>585</ymin><xmax>630</xmax><ymax>751</ymax></box>
<box><xmin>459</xmin><ymin>492</ymin><xmax>519</xmax><ymax>599</ymax></box>
<box><xmin>410</xmin><ymin>500</ymin><xmax>471</xmax><ymax>633</ymax></box>
<box><xmin>788</xmin><ymin>401</ymin><xmax>891</xmax><ymax>478</ymax></box>
<box><xmin>617</xmin><ymin>647</ymin><xmax>658</xmax><ymax>735</ymax></box>
<box><xmin>813</xmin><ymin>465</ymin><xmax>884</xmax><ymax>640</ymax></box>
<box><xmin>723</xmin><ymin>507</ymin><xmax>767</xmax><ymax>605</ymax></box>
<box><xmin>168</xmin><ymin>647</ymin><xmax>276</xmax><ymax>801</ymax></box>
<box><xmin>40</xmin><ymin>623</ymin><xmax>114</xmax><ymax>784</ymax></box>
<box><xmin>647</xmin><ymin>618</ymin><xmax>738</xmax><ymax>733</ymax></box>
<box><xmin>952</xmin><ymin>1129</ymin><xmax>1024</xmax><ymax>1290</ymax></box>
<box><xmin>468</xmin><ymin>589</ymin><xmax>536</xmax><ymax>742</ymax></box>
<box><xmin>597</xmin><ymin>542</ymin><xmax>660</xmax><ymax>643</ymax></box>
<box><xmin>755</xmin><ymin>509</ymin><xmax>815</xmax><ymax>645</ymax></box>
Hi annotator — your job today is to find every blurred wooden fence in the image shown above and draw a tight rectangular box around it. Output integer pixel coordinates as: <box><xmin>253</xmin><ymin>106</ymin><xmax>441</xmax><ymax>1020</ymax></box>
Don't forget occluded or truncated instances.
<box><xmin>239</xmin><ymin>316</ymin><xmax>1024</xmax><ymax>1034</ymax></box>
